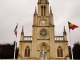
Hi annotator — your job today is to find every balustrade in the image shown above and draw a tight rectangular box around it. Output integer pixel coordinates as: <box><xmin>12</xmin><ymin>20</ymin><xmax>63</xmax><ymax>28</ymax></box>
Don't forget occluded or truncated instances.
<box><xmin>24</xmin><ymin>36</ymin><xmax>32</xmax><ymax>41</ymax></box>
<box><xmin>23</xmin><ymin>36</ymin><xmax>64</xmax><ymax>41</ymax></box>
<box><xmin>55</xmin><ymin>36</ymin><xmax>64</xmax><ymax>40</ymax></box>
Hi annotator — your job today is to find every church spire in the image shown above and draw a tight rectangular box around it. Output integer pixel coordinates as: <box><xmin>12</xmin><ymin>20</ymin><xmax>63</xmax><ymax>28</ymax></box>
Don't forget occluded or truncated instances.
<box><xmin>20</xmin><ymin>26</ymin><xmax>24</xmax><ymax>41</ymax></box>
<box><xmin>21</xmin><ymin>26</ymin><xmax>24</xmax><ymax>35</ymax></box>
<box><xmin>34</xmin><ymin>7</ymin><xmax>37</xmax><ymax>15</ymax></box>
<box><xmin>50</xmin><ymin>6</ymin><xmax>52</xmax><ymax>14</ymax></box>
<box><xmin>63</xmin><ymin>26</ymin><xmax>66</xmax><ymax>35</ymax></box>
<box><xmin>63</xmin><ymin>26</ymin><xmax>67</xmax><ymax>41</ymax></box>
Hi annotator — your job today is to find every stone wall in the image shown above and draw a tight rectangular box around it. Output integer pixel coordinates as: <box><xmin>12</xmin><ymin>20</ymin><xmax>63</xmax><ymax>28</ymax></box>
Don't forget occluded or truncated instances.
<box><xmin>0</xmin><ymin>59</ymin><xmax>80</xmax><ymax>60</ymax></box>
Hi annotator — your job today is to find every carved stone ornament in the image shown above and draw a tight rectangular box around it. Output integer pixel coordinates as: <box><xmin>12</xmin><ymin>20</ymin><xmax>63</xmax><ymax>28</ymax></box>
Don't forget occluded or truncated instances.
<box><xmin>40</xmin><ymin>29</ymin><xmax>47</xmax><ymax>38</ymax></box>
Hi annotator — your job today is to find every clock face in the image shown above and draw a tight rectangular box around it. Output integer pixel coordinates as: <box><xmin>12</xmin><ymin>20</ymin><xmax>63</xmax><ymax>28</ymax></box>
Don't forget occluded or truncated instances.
<box><xmin>40</xmin><ymin>29</ymin><xmax>47</xmax><ymax>38</ymax></box>
<box><xmin>42</xmin><ymin>20</ymin><xmax>45</xmax><ymax>24</ymax></box>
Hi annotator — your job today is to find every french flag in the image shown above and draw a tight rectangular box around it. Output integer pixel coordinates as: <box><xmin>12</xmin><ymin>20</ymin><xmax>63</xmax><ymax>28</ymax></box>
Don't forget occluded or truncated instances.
<box><xmin>14</xmin><ymin>23</ymin><xmax>18</xmax><ymax>37</ymax></box>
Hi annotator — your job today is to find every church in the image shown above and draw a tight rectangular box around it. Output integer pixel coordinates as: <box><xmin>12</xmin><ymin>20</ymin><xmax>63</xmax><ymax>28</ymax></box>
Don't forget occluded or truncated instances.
<box><xmin>18</xmin><ymin>0</ymin><xmax>70</xmax><ymax>60</ymax></box>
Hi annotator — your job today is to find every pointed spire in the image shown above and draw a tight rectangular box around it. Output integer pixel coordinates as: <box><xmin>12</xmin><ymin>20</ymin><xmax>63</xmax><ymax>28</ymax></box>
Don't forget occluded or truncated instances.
<box><xmin>34</xmin><ymin>7</ymin><xmax>37</xmax><ymax>14</ymax></box>
<box><xmin>21</xmin><ymin>26</ymin><xmax>24</xmax><ymax>35</ymax></box>
<box><xmin>50</xmin><ymin>6</ymin><xmax>52</xmax><ymax>14</ymax></box>
<box><xmin>63</xmin><ymin>26</ymin><xmax>66</xmax><ymax>35</ymax></box>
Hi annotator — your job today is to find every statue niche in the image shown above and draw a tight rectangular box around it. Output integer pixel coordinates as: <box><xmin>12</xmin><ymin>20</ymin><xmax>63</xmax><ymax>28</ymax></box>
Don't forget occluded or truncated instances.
<box><xmin>39</xmin><ymin>46</ymin><xmax>47</xmax><ymax>60</ymax></box>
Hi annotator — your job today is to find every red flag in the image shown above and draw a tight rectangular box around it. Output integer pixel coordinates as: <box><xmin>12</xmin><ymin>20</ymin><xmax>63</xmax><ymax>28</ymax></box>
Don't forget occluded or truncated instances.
<box><xmin>14</xmin><ymin>23</ymin><xmax>18</xmax><ymax>37</ymax></box>
<box><xmin>68</xmin><ymin>22</ymin><xmax>79</xmax><ymax>30</ymax></box>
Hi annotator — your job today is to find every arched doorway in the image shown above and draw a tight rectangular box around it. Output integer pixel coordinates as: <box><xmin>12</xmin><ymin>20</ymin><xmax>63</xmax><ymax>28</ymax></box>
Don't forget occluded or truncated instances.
<box><xmin>37</xmin><ymin>42</ymin><xmax>49</xmax><ymax>60</ymax></box>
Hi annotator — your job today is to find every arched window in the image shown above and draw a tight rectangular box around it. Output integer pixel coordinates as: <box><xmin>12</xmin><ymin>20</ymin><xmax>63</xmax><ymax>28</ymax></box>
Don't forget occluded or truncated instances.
<box><xmin>25</xmin><ymin>46</ymin><xmax>30</xmax><ymax>57</ymax></box>
<box><xmin>60</xmin><ymin>48</ymin><xmax>63</xmax><ymax>57</ymax></box>
<box><xmin>41</xmin><ymin>6</ymin><xmax>46</xmax><ymax>16</ymax></box>
<box><xmin>41</xmin><ymin>6</ymin><xmax>43</xmax><ymax>16</ymax></box>
<box><xmin>44</xmin><ymin>6</ymin><xmax>46</xmax><ymax>16</ymax></box>
<box><xmin>57</xmin><ymin>48</ymin><xmax>60</xmax><ymax>57</ymax></box>
<box><xmin>57</xmin><ymin>46</ymin><xmax>63</xmax><ymax>57</ymax></box>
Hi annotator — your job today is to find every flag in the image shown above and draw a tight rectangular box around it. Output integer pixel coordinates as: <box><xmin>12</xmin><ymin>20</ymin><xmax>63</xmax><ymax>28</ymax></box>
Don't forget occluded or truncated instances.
<box><xmin>68</xmin><ymin>22</ymin><xmax>78</xmax><ymax>30</ymax></box>
<box><xmin>14</xmin><ymin>23</ymin><xmax>18</xmax><ymax>37</ymax></box>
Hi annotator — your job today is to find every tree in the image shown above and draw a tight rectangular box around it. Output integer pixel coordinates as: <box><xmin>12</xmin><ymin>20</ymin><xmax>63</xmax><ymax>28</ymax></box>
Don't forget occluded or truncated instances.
<box><xmin>68</xmin><ymin>46</ymin><xmax>72</xmax><ymax>59</ymax></box>
<box><xmin>0</xmin><ymin>42</ymin><xmax>19</xmax><ymax>59</ymax></box>
<box><xmin>0</xmin><ymin>44</ymin><xmax>14</xmax><ymax>59</ymax></box>
<box><xmin>73</xmin><ymin>42</ymin><xmax>80</xmax><ymax>59</ymax></box>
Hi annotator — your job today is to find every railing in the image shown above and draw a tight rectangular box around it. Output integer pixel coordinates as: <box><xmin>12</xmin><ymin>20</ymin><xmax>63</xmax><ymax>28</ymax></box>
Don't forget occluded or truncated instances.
<box><xmin>24</xmin><ymin>36</ymin><xmax>32</xmax><ymax>41</ymax></box>
<box><xmin>55</xmin><ymin>36</ymin><xmax>64</xmax><ymax>40</ymax></box>
<box><xmin>24</xmin><ymin>36</ymin><xmax>64</xmax><ymax>41</ymax></box>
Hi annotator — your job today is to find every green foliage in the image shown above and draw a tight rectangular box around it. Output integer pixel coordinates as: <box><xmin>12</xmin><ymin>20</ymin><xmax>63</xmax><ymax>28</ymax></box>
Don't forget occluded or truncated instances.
<box><xmin>68</xmin><ymin>46</ymin><xmax>72</xmax><ymax>59</ymax></box>
<box><xmin>0</xmin><ymin>42</ymin><xmax>19</xmax><ymax>59</ymax></box>
<box><xmin>69</xmin><ymin>42</ymin><xmax>80</xmax><ymax>59</ymax></box>
<box><xmin>73</xmin><ymin>42</ymin><xmax>80</xmax><ymax>59</ymax></box>
<box><xmin>0</xmin><ymin>44</ymin><xmax>14</xmax><ymax>59</ymax></box>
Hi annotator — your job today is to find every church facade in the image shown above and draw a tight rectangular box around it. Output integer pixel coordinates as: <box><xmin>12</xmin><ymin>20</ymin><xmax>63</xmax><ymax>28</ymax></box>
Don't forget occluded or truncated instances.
<box><xmin>19</xmin><ymin>0</ymin><xmax>70</xmax><ymax>60</ymax></box>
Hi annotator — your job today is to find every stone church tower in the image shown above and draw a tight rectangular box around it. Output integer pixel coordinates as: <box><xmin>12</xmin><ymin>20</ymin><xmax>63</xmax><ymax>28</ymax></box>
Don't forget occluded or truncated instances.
<box><xmin>19</xmin><ymin>0</ymin><xmax>70</xmax><ymax>60</ymax></box>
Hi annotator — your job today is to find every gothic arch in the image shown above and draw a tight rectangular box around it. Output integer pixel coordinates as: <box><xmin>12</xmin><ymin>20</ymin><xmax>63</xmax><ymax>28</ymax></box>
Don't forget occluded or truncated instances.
<box><xmin>25</xmin><ymin>46</ymin><xmax>30</xmax><ymax>57</ymax></box>
<box><xmin>37</xmin><ymin>42</ymin><xmax>49</xmax><ymax>51</ymax></box>
<box><xmin>44</xmin><ymin>6</ymin><xmax>46</xmax><ymax>16</ymax></box>
<box><xmin>41</xmin><ymin>6</ymin><xmax>43</xmax><ymax>16</ymax></box>
<box><xmin>41</xmin><ymin>5</ymin><xmax>46</xmax><ymax>16</ymax></box>
<box><xmin>57</xmin><ymin>46</ymin><xmax>63</xmax><ymax>57</ymax></box>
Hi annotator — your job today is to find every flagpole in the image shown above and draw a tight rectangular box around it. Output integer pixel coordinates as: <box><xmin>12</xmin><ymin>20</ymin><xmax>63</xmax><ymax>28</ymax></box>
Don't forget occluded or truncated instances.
<box><xmin>14</xmin><ymin>37</ymin><xmax>17</xmax><ymax>60</ymax></box>
<box><xmin>14</xmin><ymin>23</ymin><xmax>18</xmax><ymax>60</ymax></box>
<box><xmin>69</xmin><ymin>30</ymin><xmax>73</xmax><ymax>60</ymax></box>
